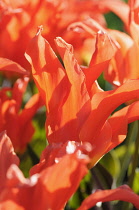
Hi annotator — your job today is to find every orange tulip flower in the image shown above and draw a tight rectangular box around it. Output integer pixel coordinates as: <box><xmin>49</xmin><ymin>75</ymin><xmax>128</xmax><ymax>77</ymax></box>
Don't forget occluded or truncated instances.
<box><xmin>0</xmin><ymin>0</ymin><xmax>110</xmax><ymax>69</ymax></box>
<box><xmin>0</xmin><ymin>132</ymin><xmax>90</xmax><ymax>210</ymax></box>
<box><xmin>1</xmin><ymin>132</ymin><xmax>139</xmax><ymax>209</ymax></box>
<box><xmin>26</xmin><ymin>29</ymin><xmax>139</xmax><ymax>167</ymax></box>
<box><xmin>68</xmin><ymin>17</ymin><xmax>132</xmax><ymax>86</ymax></box>
<box><xmin>0</xmin><ymin>77</ymin><xmax>42</xmax><ymax>152</ymax></box>
<box><xmin>68</xmin><ymin>0</ymin><xmax>139</xmax><ymax>86</ymax></box>
<box><xmin>96</xmin><ymin>0</ymin><xmax>139</xmax><ymax>86</ymax></box>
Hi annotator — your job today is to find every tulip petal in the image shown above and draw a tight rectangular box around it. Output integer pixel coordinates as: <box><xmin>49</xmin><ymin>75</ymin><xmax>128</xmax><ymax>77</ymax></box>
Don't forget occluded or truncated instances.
<box><xmin>88</xmin><ymin>120</ymin><xmax>112</xmax><ymax>168</ymax></box>
<box><xmin>0</xmin><ymin>80</ymin><xmax>40</xmax><ymax>152</ymax></box>
<box><xmin>80</xmin><ymin>80</ymin><xmax>139</xmax><ymax>143</ymax></box>
<box><xmin>1</xmin><ymin>140</ymin><xmax>89</xmax><ymax>210</ymax></box>
<box><xmin>12</xmin><ymin>77</ymin><xmax>29</xmax><ymax>112</ymax></box>
<box><xmin>107</xmin><ymin>100</ymin><xmax>139</xmax><ymax>151</ymax></box>
<box><xmin>69</xmin><ymin>19</ymin><xmax>117</xmax><ymax>95</ymax></box>
<box><xmin>0</xmin><ymin>131</ymin><xmax>19</xmax><ymax>192</ymax></box>
<box><xmin>16</xmin><ymin>94</ymin><xmax>43</xmax><ymax>152</ymax></box>
<box><xmin>77</xmin><ymin>185</ymin><xmax>139</xmax><ymax>210</ymax></box>
<box><xmin>39</xmin><ymin>152</ymin><xmax>89</xmax><ymax>210</ymax></box>
<box><xmin>26</xmin><ymin>32</ymin><xmax>91</xmax><ymax>143</ymax></box>
<box><xmin>99</xmin><ymin>0</ymin><xmax>130</xmax><ymax>27</ymax></box>
<box><xmin>25</xmin><ymin>27</ymin><xmax>66</xmax><ymax>109</ymax></box>
<box><xmin>104</xmin><ymin>29</ymin><xmax>136</xmax><ymax>85</ymax></box>
<box><xmin>0</xmin><ymin>57</ymin><xmax>29</xmax><ymax>75</ymax></box>
<box><xmin>83</xmin><ymin>30</ymin><xmax>117</xmax><ymax>97</ymax></box>
<box><xmin>30</xmin><ymin>141</ymin><xmax>91</xmax><ymax>175</ymax></box>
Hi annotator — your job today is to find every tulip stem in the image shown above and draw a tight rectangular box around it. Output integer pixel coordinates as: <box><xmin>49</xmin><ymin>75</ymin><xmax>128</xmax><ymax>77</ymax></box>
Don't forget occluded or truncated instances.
<box><xmin>128</xmin><ymin>120</ymin><xmax>139</xmax><ymax>188</ymax></box>
<box><xmin>117</xmin><ymin>121</ymin><xmax>137</xmax><ymax>186</ymax></box>
<box><xmin>91</xmin><ymin>164</ymin><xmax>113</xmax><ymax>210</ymax></box>
<box><xmin>121</xmin><ymin>120</ymin><xmax>139</xmax><ymax>210</ymax></box>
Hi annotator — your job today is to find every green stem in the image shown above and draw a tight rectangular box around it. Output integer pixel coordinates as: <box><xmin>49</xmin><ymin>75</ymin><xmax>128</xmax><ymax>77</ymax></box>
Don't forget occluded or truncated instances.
<box><xmin>117</xmin><ymin>121</ymin><xmax>137</xmax><ymax>186</ymax></box>
<box><xmin>122</xmin><ymin>121</ymin><xmax>139</xmax><ymax>210</ymax></box>
<box><xmin>128</xmin><ymin>121</ymin><xmax>139</xmax><ymax>188</ymax></box>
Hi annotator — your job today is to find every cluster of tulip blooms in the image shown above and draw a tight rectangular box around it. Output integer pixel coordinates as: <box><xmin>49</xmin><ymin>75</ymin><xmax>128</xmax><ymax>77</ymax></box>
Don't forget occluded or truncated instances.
<box><xmin>1</xmin><ymin>0</ymin><xmax>139</xmax><ymax>209</ymax></box>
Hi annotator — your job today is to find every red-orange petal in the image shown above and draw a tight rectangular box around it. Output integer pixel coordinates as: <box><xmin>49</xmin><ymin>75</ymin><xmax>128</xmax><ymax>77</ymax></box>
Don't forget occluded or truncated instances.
<box><xmin>1</xmin><ymin>142</ymin><xmax>89</xmax><ymax>210</ymax></box>
<box><xmin>0</xmin><ymin>57</ymin><xmax>29</xmax><ymax>75</ymax></box>
<box><xmin>80</xmin><ymin>80</ymin><xmax>139</xmax><ymax>143</ymax></box>
<box><xmin>99</xmin><ymin>0</ymin><xmax>130</xmax><ymax>27</ymax></box>
<box><xmin>77</xmin><ymin>185</ymin><xmax>139</xmax><ymax>210</ymax></box>
<box><xmin>107</xmin><ymin>100</ymin><xmax>139</xmax><ymax>151</ymax></box>
<box><xmin>0</xmin><ymin>131</ymin><xmax>19</xmax><ymax>192</ymax></box>
<box><xmin>26</xmin><ymin>33</ymin><xmax>91</xmax><ymax>143</ymax></box>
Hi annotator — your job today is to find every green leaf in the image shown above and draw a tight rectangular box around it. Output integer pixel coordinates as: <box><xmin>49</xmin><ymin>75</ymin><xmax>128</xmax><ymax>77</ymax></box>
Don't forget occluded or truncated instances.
<box><xmin>100</xmin><ymin>150</ymin><xmax>121</xmax><ymax>178</ymax></box>
<box><xmin>132</xmin><ymin>168</ymin><xmax>139</xmax><ymax>194</ymax></box>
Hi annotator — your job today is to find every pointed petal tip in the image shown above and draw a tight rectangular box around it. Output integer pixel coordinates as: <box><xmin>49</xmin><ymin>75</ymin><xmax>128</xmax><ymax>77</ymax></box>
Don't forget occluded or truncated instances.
<box><xmin>0</xmin><ymin>130</ymin><xmax>7</xmax><ymax>139</ymax></box>
<box><xmin>55</xmin><ymin>37</ymin><xmax>65</xmax><ymax>43</ymax></box>
<box><xmin>97</xmin><ymin>30</ymin><xmax>106</xmax><ymax>35</ymax></box>
<box><xmin>36</xmin><ymin>25</ymin><xmax>43</xmax><ymax>36</ymax></box>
